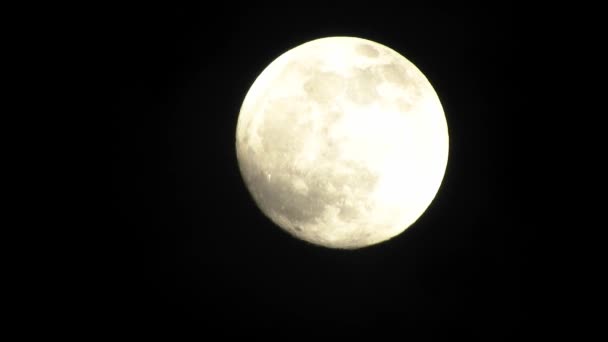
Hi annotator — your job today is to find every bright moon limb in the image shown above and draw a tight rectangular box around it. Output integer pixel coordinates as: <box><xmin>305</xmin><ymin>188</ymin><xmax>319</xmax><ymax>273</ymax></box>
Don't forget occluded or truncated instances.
<box><xmin>235</xmin><ymin>36</ymin><xmax>449</xmax><ymax>249</ymax></box>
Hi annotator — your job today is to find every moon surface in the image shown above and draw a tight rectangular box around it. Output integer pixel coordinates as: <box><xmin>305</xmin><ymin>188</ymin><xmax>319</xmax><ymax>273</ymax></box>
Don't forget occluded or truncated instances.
<box><xmin>235</xmin><ymin>37</ymin><xmax>449</xmax><ymax>249</ymax></box>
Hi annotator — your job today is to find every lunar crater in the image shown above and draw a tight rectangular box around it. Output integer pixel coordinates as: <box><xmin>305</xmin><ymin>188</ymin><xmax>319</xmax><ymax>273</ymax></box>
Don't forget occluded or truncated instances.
<box><xmin>346</xmin><ymin>67</ymin><xmax>382</xmax><ymax>105</ymax></box>
<box><xmin>303</xmin><ymin>71</ymin><xmax>346</xmax><ymax>104</ymax></box>
<box><xmin>355</xmin><ymin>44</ymin><xmax>379</xmax><ymax>58</ymax></box>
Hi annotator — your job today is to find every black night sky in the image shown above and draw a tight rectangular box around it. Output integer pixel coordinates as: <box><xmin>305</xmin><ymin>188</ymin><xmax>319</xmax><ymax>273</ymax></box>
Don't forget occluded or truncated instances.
<box><xmin>109</xmin><ymin>3</ymin><xmax>535</xmax><ymax>339</ymax></box>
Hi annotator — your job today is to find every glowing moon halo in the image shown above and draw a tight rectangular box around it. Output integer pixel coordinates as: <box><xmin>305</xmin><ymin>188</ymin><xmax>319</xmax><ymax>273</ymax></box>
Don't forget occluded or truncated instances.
<box><xmin>235</xmin><ymin>37</ymin><xmax>448</xmax><ymax>249</ymax></box>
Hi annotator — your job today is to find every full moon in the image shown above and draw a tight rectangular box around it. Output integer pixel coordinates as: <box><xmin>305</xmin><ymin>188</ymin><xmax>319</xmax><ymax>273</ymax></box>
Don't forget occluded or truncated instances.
<box><xmin>235</xmin><ymin>37</ymin><xmax>449</xmax><ymax>249</ymax></box>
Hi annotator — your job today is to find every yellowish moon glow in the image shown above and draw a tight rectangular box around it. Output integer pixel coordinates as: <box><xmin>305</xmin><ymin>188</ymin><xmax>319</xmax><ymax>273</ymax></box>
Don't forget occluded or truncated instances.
<box><xmin>235</xmin><ymin>37</ymin><xmax>449</xmax><ymax>249</ymax></box>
